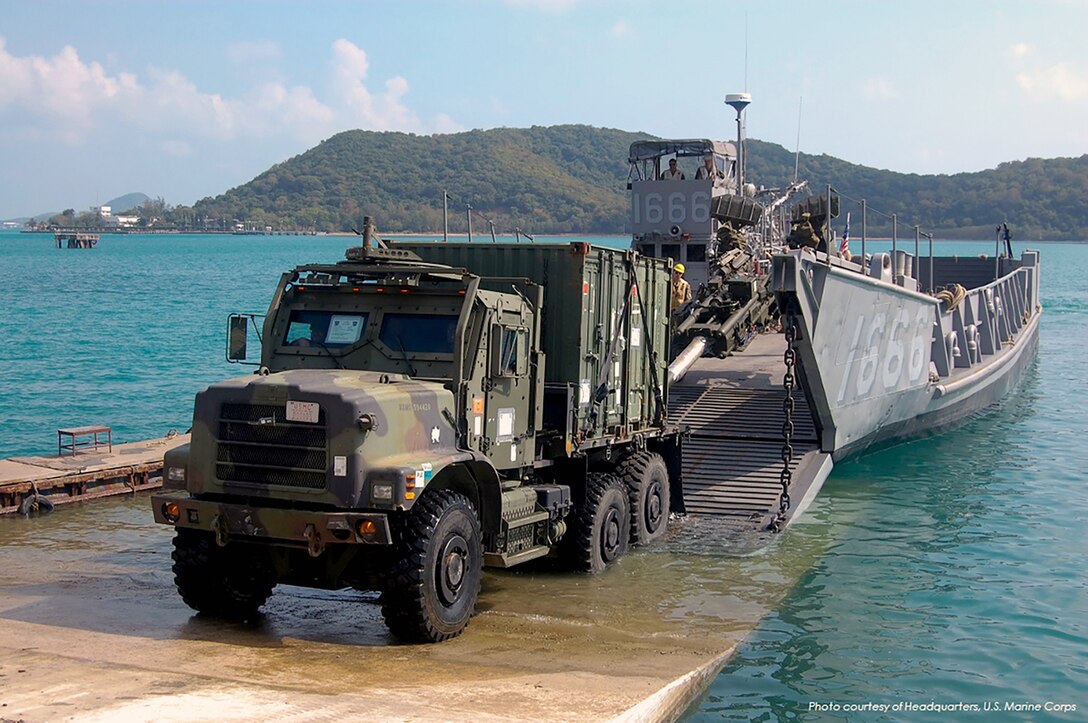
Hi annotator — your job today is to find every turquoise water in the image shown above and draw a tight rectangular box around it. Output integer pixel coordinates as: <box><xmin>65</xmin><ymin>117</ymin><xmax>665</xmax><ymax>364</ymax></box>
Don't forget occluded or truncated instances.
<box><xmin>2</xmin><ymin>232</ymin><xmax>1085</xmax><ymax>719</ymax></box>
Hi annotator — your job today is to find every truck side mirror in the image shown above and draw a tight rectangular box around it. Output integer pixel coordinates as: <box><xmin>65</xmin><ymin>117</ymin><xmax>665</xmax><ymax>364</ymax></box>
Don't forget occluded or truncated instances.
<box><xmin>228</xmin><ymin>315</ymin><xmax>248</xmax><ymax>361</ymax></box>
<box><xmin>226</xmin><ymin>313</ymin><xmax>265</xmax><ymax>364</ymax></box>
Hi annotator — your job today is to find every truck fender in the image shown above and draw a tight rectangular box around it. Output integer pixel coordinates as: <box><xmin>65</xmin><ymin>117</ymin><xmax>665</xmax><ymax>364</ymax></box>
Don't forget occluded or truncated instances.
<box><xmin>425</xmin><ymin>454</ymin><xmax>502</xmax><ymax>536</ymax></box>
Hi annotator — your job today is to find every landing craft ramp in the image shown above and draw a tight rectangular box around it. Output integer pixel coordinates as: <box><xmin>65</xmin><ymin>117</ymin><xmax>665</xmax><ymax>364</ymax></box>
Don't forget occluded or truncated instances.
<box><xmin>668</xmin><ymin>333</ymin><xmax>832</xmax><ymax>536</ymax></box>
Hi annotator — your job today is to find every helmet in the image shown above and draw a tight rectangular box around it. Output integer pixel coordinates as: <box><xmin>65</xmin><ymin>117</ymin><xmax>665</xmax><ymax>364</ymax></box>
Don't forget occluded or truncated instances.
<box><xmin>674</xmin><ymin>263</ymin><xmax>685</xmax><ymax>274</ymax></box>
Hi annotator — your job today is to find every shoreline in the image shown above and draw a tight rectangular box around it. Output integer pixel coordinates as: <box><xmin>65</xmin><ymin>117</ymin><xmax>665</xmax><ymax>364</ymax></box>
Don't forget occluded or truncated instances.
<box><xmin>7</xmin><ymin>229</ymin><xmax>1084</xmax><ymax>243</ymax></box>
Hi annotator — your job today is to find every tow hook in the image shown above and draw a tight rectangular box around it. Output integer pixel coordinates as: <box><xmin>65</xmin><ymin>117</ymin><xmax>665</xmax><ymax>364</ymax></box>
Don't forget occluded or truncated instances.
<box><xmin>304</xmin><ymin>524</ymin><xmax>325</xmax><ymax>557</ymax></box>
<box><xmin>212</xmin><ymin>514</ymin><xmax>230</xmax><ymax>547</ymax></box>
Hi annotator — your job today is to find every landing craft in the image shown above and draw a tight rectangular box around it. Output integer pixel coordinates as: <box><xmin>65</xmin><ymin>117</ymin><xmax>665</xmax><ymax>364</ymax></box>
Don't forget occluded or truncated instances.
<box><xmin>637</xmin><ymin>93</ymin><xmax>1040</xmax><ymax>540</ymax></box>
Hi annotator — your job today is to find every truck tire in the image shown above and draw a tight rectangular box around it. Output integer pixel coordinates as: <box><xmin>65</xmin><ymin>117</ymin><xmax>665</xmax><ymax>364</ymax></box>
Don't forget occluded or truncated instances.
<box><xmin>171</xmin><ymin>528</ymin><xmax>276</xmax><ymax>620</ymax></box>
<box><xmin>381</xmin><ymin>490</ymin><xmax>482</xmax><ymax>643</ymax></box>
<box><xmin>562</xmin><ymin>473</ymin><xmax>630</xmax><ymax>573</ymax></box>
<box><xmin>618</xmin><ymin>451</ymin><xmax>670</xmax><ymax>546</ymax></box>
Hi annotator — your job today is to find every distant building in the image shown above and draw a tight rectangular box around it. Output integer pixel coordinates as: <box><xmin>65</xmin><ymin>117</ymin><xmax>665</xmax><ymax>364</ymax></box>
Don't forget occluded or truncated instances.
<box><xmin>97</xmin><ymin>205</ymin><xmax>112</xmax><ymax>218</ymax></box>
<box><xmin>114</xmin><ymin>215</ymin><xmax>139</xmax><ymax>228</ymax></box>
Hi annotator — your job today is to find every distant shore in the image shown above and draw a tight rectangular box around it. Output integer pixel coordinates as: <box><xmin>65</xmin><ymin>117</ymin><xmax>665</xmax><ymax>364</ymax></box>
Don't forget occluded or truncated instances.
<box><xmin>5</xmin><ymin>229</ymin><xmax>1086</xmax><ymax>243</ymax></box>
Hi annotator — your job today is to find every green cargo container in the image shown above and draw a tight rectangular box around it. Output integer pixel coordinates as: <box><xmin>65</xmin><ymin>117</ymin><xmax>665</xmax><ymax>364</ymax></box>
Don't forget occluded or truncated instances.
<box><xmin>393</xmin><ymin>241</ymin><xmax>672</xmax><ymax>446</ymax></box>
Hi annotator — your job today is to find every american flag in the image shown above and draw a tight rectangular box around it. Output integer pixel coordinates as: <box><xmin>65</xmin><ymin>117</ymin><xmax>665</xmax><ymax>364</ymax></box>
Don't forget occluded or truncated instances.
<box><xmin>839</xmin><ymin>212</ymin><xmax>851</xmax><ymax>255</ymax></box>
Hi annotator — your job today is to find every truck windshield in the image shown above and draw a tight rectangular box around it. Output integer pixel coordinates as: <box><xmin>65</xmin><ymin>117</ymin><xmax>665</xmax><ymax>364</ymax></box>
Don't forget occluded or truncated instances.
<box><xmin>284</xmin><ymin>310</ymin><xmax>369</xmax><ymax>348</ymax></box>
<box><xmin>379</xmin><ymin>313</ymin><xmax>459</xmax><ymax>354</ymax></box>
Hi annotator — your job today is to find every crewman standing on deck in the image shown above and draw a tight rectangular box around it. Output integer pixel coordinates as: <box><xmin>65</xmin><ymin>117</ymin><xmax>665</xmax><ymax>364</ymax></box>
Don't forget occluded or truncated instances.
<box><xmin>694</xmin><ymin>155</ymin><xmax>722</xmax><ymax>182</ymax></box>
<box><xmin>671</xmin><ymin>263</ymin><xmax>692</xmax><ymax>311</ymax></box>
<box><xmin>661</xmin><ymin>158</ymin><xmax>686</xmax><ymax>180</ymax></box>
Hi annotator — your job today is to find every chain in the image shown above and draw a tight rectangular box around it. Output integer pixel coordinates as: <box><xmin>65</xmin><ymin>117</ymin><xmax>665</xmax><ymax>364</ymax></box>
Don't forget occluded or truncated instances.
<box><xmin>769</xmin><ymin>311</ymin><xmax>796</xmax><ymax>532</ymax></box>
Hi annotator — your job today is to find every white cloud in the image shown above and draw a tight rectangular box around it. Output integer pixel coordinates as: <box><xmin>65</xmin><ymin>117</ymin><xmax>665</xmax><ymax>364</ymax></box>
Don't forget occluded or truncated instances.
<box><xmin>863</xmin><ymin>78</ymin><xmax>897</xmax><ymax>100</ymax></box>
<box><xmin>1016</xmin><ymin>62</ymin><xmax>1088</xmax><ymax>101</ymax></box>
<box><xmin>253</xmin><ymin>82</ymin><xmax>336</xmax><ymax>136</ymax></box>
<box><xmin>0</xmin><ymin>38</ymin><xmax>134</xmax><ymax>138</ymax></box>
<box><xmin>0</xmin><ymin>35</ymin><xmax>456</xmax><ymax>148</ymax></box>
<box><xmin>331</xmin><ymin>38</ymin><xmax>422</xmax><ymax>131</ymax></box>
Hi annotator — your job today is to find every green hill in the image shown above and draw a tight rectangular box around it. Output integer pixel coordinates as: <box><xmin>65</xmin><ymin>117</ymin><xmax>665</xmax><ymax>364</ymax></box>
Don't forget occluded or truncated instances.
<box><xmin>191</xmin><ymin>125</ymin><xmax>1088</xmax><ymax>240</ymax></box>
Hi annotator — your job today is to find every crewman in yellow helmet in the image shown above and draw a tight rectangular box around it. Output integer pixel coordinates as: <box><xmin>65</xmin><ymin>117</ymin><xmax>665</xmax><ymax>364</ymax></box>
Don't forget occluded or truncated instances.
<box><xmin>671</xmin><ymin>262</ymin><xmax>691</xmax><ymax>312</ymax></box>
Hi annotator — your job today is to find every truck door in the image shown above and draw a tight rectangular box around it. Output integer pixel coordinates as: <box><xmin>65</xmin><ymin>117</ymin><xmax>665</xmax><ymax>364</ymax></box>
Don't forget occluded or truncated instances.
<box><xmin>483</xmin><ymin>312</ymin><xmax>534</xmax><ymax>470</ymax></box>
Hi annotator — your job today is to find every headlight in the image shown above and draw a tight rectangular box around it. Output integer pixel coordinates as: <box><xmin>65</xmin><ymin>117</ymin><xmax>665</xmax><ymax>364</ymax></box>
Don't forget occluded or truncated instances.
<box><xmin>167</xmin><ymin>466</ymin><xmax>186</xmax><ymax>482</ymax></box>
<box><xmin>372</xmin><ymin>484</ymin><xmax>393</xmax><ymax>501</ymax></box>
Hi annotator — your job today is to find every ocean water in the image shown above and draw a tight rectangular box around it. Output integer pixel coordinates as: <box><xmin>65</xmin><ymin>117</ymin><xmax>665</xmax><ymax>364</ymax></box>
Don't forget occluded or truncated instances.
<box><xmin>2</xmin><ymin>231</ymin><xmax>1085</xmax><ymax>719</ymax></box>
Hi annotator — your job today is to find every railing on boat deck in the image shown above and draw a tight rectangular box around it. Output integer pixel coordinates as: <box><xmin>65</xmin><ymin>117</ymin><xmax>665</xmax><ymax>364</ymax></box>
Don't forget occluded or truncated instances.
<box><xmin>925</xmin><ymin>251</ymin><xmax>1039</xmax><ymax>379</ymax></box>
<box><xmin>801</xmin><ymin>187</ymin><xmax>1039</xmax><ymax>382</ymax></box>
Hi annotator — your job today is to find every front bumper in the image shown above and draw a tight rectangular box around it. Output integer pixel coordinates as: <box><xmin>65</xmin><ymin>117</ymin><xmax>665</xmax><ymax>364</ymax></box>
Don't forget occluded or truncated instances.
<box><xmin>151</xmin><ymin>494</ymin><xmax>393</xmax><ymax>548</ymax></box>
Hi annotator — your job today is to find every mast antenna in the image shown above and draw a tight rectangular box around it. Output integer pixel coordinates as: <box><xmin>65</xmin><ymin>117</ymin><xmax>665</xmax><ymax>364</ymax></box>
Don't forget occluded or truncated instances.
<box><xmin>793</xmin><ymin>96</ymin><xmax>803</xmax><ymax>184</ymax></box>
<box><xmin>744</xmin><ymin>12</ymin><xmax>749</xmax><ymax>92</ymax></box>
<box><xmin>726</xmin><ymin>92</ymin><xmax>752</xmax><ymax>191</ymax></box>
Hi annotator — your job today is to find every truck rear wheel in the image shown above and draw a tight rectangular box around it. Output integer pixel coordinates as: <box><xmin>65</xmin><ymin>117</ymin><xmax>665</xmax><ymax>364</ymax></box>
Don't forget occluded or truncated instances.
<box><xmin>171</xmin><ymin>528</ymin><xmax>276</xmax><ymax>620</ymax></box>
<box><xmin>618</xmin><ymin>451</ymin><xmax>670</xmax><ymax>546</ymax></box>
<box><xmin>563</xmin><ymin>473</ymin><xmax>630</xmax><ymax>573</ymax></box>
<box><xmin>381</xmin><ymin>490</ymin><xmax>482</xmax><ymax>643</ymax></box>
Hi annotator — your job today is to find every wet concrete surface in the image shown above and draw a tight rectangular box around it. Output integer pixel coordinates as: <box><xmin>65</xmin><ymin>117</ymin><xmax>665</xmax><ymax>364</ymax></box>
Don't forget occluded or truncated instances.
<box><xmin>0</xmin><ymin>493</ymin><xmax>831</xmax><ymax>722</ymax></box>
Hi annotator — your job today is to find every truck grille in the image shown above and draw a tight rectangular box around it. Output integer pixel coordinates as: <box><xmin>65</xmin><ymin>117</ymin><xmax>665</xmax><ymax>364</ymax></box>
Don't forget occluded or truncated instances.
<box><xmin>215</xmin><ymin>403</ymin><xmax>328</xmax><ymax>490</ymax></box>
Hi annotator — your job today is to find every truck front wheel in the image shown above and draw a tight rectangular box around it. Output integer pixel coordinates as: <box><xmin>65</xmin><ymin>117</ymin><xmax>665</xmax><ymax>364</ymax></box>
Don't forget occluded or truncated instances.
<box><xmin>171</xmin><ymin>528</ymin><xmax>276</xmax><ymax>620</ymax></box>
<box><xmin>381</xmin><ymin>490</ymin><xmax>482</xmax><ymax>643</ymax></box>
<box><xmin>618</xmin><ymin>451</ymin><xmax>671</xmax><ymax>546</ymax></box>
<box><xmin>563</xmin><ymin>473</ymin><xmax>630</xmax><ymax>573</ymax></box>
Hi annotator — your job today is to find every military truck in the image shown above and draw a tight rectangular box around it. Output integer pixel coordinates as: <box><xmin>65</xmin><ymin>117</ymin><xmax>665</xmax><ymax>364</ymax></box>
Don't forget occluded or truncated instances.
<box><xmin>152</xmin><ymin>224</ymin><xmax>680</xmax><ymax>642</ymax></box>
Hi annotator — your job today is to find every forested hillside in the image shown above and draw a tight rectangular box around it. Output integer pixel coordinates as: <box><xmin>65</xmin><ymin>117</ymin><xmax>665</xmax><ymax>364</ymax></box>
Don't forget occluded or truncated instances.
<box><xmin>191</xmin><ymin>125</ymin><xmax>1088</xmax><ymax>240</ymax></box>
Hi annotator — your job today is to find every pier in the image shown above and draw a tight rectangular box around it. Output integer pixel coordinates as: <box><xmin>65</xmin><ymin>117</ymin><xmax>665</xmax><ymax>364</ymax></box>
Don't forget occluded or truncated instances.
<box><xmin>0</xmin><ymin>432</ymin><xmax>189</xmax><ymax>514</ymax></box>
<box><xmin>54</xmin><ymin>231</ymin><xmax>100</xmax><ymax>248</ymax></box>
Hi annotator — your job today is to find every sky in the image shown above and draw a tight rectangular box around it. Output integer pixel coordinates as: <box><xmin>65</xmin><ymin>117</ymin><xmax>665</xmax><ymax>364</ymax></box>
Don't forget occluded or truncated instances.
<box><xmin>1</xmin><ymin>0</ymin><xmax>1087</xmax><ymax>219</ymax></box>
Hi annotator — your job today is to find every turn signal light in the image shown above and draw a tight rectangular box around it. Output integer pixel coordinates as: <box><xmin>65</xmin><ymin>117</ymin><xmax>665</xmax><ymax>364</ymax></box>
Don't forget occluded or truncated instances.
<box><xmin>162</xmin><ymin>501</ymin><xmax>180</xmax><ymax>523</ymax></box>
<box><xmin>405</xmin><ymin>491</ymin><xmax>416</xmax><ymax>500</ymax></box>
<box><xmin>356</xmin><ymin>519</ymin><xmax>377</xmax><ymax>537</ymax></box>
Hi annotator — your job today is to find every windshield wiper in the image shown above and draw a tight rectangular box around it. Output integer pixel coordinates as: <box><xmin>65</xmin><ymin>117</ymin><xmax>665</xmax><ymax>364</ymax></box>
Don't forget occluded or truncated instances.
<box><xmin>310</xmin><ymin>338</ymin><xmax>345</xmax><ymax>369</ymax></box>
<box><xmin>391</xmin><ymin>333</ymin><xmax>418</xmax><ymax>377</ymax></box>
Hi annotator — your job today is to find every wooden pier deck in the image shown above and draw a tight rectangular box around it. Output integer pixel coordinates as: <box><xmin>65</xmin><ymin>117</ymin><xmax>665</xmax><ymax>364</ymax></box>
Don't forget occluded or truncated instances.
<box><xmin>54</xmin><ymin>231</ymin><xmax>100</xmax><ymax>248</ymax></box>
<box><xmin>0</xmin><ymin>433</ymin><xmax>189</xmax><ymax>514</ymax></box>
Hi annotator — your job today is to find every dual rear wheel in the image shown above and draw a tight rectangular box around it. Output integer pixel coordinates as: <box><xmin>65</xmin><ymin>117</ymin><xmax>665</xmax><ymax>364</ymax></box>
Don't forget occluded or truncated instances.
<box><xmin>617</xmin><ymin>451</ymin><xmax>671</xmax><ymax>547</ymax></box>
<box><xmin>561</xmin><ymin>451</ymin><xmax>671</xmax><ymax>573</ymax></box>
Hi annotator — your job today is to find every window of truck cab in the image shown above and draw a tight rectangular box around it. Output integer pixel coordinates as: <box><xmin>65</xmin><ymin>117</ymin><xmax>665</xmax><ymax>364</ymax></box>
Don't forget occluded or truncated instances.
<box><xmin>283</xmin><ymin>310</ymin><xmax>369</xmax><ymax>348</ymax></box>
<box><xmin>378</xmin><ymin>313</ymin><xmax>459</xmax><ymax>355</ymax></box>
